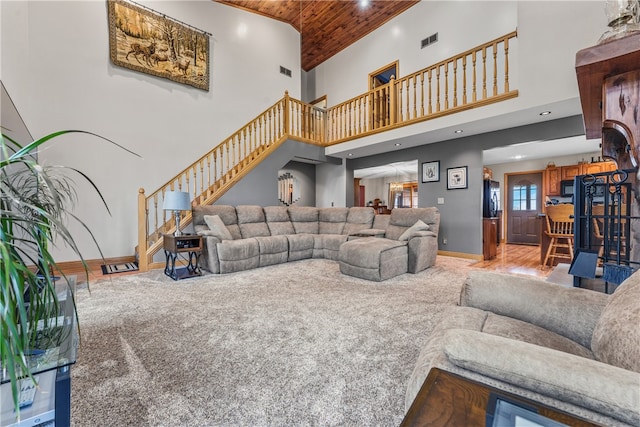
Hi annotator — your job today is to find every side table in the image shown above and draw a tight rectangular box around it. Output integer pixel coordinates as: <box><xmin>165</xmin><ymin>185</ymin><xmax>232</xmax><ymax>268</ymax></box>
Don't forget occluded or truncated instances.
<box><xmin>401</xmin><ymin>368</ymin><xmax>600</xmax><ymax>427</ymax></box>
<box><xmin>163</xmin><ymin>234</ymin><xmax>203</xmax><ymax>280</ymax></box>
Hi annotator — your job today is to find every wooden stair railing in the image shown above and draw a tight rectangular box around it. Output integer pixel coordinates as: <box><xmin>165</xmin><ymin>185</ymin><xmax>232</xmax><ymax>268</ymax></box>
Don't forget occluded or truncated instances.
<box><xmin>138</xmin><ymin>93</ymin><xmax>295</xmax><ymax>271</ymax></box>
<box><xmin>137</xmin><ymin>31</ymin><xmax>518</xmax><ymax>271</ymax></box>
<box><xmin>325</xmin><ymin>31</ymin><xmax>518</xmax><ymax>144</ymax></box>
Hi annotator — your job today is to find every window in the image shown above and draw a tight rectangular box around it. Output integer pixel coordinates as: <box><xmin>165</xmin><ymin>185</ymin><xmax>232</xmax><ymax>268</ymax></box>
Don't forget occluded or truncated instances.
<box><xmin>391</xmin><ymin>182</ymin><xmax>418</xmax><ymax>208</ymax></box>
<box><xmin>512</xmin><ymin>182</ymin><xmax>537</xmax><ymax>211</ymax></box>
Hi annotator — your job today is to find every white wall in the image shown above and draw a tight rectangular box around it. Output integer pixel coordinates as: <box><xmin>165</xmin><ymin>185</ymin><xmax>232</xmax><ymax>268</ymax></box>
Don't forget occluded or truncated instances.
<box><xmin>317</xmin><ymin>1</ymin><xmax>607</xmax><ymax>170</ymax></box>
<box><xmin>1</xmin><ymin>1</ymin><xmax>300</xmax><ymax>261</ymax></box>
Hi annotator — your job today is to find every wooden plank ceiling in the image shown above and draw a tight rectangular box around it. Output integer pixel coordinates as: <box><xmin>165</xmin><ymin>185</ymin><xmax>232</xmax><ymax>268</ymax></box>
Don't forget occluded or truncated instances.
<box><xmin>214</xmin><ymin>0</ymin><xmax>420</xmax><ymax>71</ymax></box>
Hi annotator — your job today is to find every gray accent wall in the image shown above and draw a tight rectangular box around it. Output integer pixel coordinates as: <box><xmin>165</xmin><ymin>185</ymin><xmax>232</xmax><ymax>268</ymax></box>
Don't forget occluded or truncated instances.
<box><xmin>348</xmin><ymin>115</ymin><xmax>586</xmax><ymax>256</ymax></box>
<box><xmin>216</xmin><ymin>140</ymin><xmax>324</xmax><ymax>207</ymax></box>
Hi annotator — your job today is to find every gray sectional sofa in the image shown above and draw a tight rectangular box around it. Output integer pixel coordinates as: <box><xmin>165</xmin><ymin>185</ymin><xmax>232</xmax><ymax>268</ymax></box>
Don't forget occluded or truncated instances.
<box><xmin>192</xmin><ymin>205</ymin><xmax>440</xmax><ymax>280</ymax></box>
<box><xmin>405</xmin><ymin>269</ymin><xmax>640</xmax><ymax>426</ymax></box>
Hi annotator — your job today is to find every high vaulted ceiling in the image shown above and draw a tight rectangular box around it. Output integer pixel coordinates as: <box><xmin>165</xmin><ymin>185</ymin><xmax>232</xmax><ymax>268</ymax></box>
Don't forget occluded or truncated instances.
<box><xmin>214</xmin><ymin>0</ymin><xmax>421</xmax><ymax>71</ymax></box>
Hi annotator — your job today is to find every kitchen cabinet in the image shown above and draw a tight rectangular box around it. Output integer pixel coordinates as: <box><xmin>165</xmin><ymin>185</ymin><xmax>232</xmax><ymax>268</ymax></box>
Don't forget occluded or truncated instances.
<box><xmin>482</xmin><ymin>217</ymin><xmax>498</xmax><ymax>260</ymax></box>
<box><xmin>545</xmin><ymin>161</ymin><xmax>617</xmax><ymax>196</ymax></box>
<box><xmin>561</xmin><ymin>164</ymin><xmax>582</xmax><ymax>181</ymax></box>
<box><xmin>545</xmin><ymin>165</ymin><xmax>562</xmax><ymax>197</ymax></box>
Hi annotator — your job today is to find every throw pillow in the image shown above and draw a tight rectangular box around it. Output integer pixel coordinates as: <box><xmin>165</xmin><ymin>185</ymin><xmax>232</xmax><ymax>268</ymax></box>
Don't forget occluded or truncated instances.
<box><xmin>203</xmin><ymin>214</ymin><xmax>233</xmax><ymax>241</ymax></box>
<box><xmin>398</xmin><ymin>219</ymin><xmax>430</xmax><ymax>241</ymax></box>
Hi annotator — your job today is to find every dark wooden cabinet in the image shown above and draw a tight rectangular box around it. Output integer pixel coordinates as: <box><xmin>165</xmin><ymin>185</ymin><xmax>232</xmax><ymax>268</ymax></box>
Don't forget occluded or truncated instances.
<box><xmin>483</xmin><ymin>217</ymin><xmax>498</xmax><ymax>260</ymax></box>
<box><xmin>401</xmin><ymin>368</ymin><xmax>600</xmax><ymax>427</ymax></box>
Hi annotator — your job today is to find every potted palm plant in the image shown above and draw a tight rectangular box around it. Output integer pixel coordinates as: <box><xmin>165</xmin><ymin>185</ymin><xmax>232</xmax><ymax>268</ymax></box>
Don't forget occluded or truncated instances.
<box><xmin>0</xmin><ymin>130</ymin><xmax>138</xmax><ymax>419</ymax></box>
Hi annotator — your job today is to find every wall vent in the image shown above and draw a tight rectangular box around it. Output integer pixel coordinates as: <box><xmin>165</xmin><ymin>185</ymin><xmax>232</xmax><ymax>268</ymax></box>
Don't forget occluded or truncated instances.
<box><xmin>421</xmin><ymin>33</ymin><xmax>438</xmax><ymax>49</ymax></box>
<box><xmin>280</xmin><ymin>66</ymin><xmax>292</xmax><ymax>77</ymax></box>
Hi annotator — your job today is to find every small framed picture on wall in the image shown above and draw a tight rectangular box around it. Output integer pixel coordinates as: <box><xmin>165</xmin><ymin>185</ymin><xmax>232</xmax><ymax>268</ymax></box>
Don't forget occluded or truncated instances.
<box><xmin>422</xmin><ymin>161</ymin><xmax>440</xmax><ymax>183</ymax></box>
<box><xmin>447</xmin><ymin>166</ymin><xmax>468</xmax><ymax>190</ymax></box>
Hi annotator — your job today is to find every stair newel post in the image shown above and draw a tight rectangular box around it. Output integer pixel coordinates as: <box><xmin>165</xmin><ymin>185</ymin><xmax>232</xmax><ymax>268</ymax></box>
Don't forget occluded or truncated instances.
<box><xmin>389</xmin><ymin>75</ymin><xmax>397</xmax><ymax>126</ymax></box>
<box><xmin>284</xmin><ymin>91</ymin><xmax>290</xmax><ymax>137</ymax></box>
<box><xmin>138</xmin><ymin>188</ymin><xmax>149</xmax><ymax>272</ymax></box>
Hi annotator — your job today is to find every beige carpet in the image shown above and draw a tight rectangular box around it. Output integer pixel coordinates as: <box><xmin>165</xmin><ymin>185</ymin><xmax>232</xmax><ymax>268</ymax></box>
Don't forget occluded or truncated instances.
<box><xmin>71</xmin><ymin>256</ymin><xmax>473</xmax><ymax>426</ymax></box>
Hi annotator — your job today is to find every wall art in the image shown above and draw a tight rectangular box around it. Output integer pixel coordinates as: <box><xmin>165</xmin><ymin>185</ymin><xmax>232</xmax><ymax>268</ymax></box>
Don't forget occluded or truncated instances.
<box><xmin>422</xmin><ymin>161</ymin><xmax>440</xmax><ymax>183</ymax></box>
<box><xmin>107</xmin><ymin>0</ymin><xmax>210</xmax><ymax>91</ymax></box>
<box><xmin>447</xmin><ymin>166</ymin><xmax>468</xmax><ymax>190</ymax></box>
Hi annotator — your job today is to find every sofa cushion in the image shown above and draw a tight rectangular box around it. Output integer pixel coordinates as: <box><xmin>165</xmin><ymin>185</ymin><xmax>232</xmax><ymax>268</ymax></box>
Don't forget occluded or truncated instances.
<box><xmin>288</xmin><ymin>207</ymin><xmax>319</xmax><ymax>234</ymax></box>
<box><xmin>443</xmin><ymin>329</ymin><xmax>640</xmax><ymax>426</ymax></box>
<box><xmin>591</xmin><ymin>270</ymin><xmax>640</xmax><ymax>373</ymax></box>
<box><xmin>236</xmin><ymin>205</ymin><xmax>270</xmax><ymax>238</ymax></box>
<box><xmin>313</xmin><ymin>234</ymin><xmax>348</xmax><ymax>261</ymax></box>
<box><xmin>398</xmin><ymin>219</ymin><xmax>430</xmax><ymax>241</ymax></box>
<box><xmin>193</xmin><ymin>205</ymin><xmax>241</xmax><ymax>240</ymax></box>
<box><xmin>483</xmin><ymin>313</ymin><xmax>594</xmax><ymax>360</ymax></box>
<box><xmin>264</xmin><ymin>206</ymin><xmax>295</xmax><ymax>236</ymax></box>
<box><xmin>385</xmin><ymin>208</ymin><xmax>439</xmax><ymax>241</ymax></box>
<box><xmin>286</xmin><ymin>234</ymin><xmax>314</xmax><ymax>261</ymax></box>
<box><xmin>372</xmin><ymin>214</ymin><xmax>390</xmax><ymax>231</ymax></box>
<box><xmin>460</xmin><ymin>270</ymin><xmax>608</xmax><ymax>349</ymax></box>
<box><xmin>318</xmin><ymin>207</ymin><xmax>348</xmax><ymax>235</ymax></box>
<box><xmin>216</xmin><ymin>238</ymin><xmax>260</xmax><ymax>273</ymax></box>
<box><xmin>255</xmin><ymin>235</ymin><xmax>289</xmax><ymax>267</ymax></box>
<box><xmin>338</xmin><ymin>237</ymin><xmax>408</xmax><ymax>281</ymax></box>
<box><xmin>342</xmin><ymin>207</ymin><xmax>375</xmax><ymax>235</ymax></box>
<box><xmin>203</xmin><ymin>215</ymin><xmax>233</xmax><ymax>241</ymax></box>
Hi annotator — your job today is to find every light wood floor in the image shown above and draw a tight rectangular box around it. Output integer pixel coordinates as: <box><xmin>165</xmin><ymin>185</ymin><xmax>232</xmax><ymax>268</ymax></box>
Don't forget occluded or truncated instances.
<box><xmin>470</xmin><ymin>243</ymin><xmax>551</xmax><ymax>278</ymax></box>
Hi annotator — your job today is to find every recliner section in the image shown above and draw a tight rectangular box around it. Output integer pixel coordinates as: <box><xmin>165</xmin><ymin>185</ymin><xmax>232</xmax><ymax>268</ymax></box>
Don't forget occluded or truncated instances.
<box><xmin>192</xmin><ymin>205</ymin><xmax>440</xmax><ymax>280</ymax></box>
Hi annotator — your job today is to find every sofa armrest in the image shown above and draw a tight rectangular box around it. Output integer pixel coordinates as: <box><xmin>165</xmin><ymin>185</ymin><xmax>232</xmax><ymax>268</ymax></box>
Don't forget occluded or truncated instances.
<box><xmin>443</xmin><ymin>329</ymin><xmax>640</xmax><ymax>426</ymax></box>
<box><xmin>460</xmin><ymin>270</ymin><xmax>608</xmax><ymax>348</ymax></box>
<box><xmin>407</xmin><ymin>233</ymin><xmax>438</xmax><ymax>273</ymax></box>
<box><xmin>198</xmin><ymin>234</ymin><xmax>222</xmax><ymax>273</ymax></box>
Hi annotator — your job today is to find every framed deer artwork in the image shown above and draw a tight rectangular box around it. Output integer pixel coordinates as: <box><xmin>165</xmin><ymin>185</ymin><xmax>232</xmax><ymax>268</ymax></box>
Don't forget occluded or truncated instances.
<box><xmin>107</xmin><ymin>0</ymin><xmax>210</xmax><ymax>91</ymax></box>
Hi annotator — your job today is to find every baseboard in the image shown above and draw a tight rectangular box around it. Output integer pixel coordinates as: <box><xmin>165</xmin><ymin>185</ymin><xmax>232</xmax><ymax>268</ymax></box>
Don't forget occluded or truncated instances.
<box><xmin>55</xmin><ymin>256</ymin><xmax>137</xmax><ymax>274</ymax></box>
<box><xmin>437</xmin><ymin>250</ymin><xmax>483</xmax><ymax>261</ymax></box>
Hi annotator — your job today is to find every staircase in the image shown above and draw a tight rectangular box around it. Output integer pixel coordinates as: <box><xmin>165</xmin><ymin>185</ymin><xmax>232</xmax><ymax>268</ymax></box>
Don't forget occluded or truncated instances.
<box><xmin>137</xmin><ymin>31</ymin><xmax>518</xmax><ymax>271</ymax></box>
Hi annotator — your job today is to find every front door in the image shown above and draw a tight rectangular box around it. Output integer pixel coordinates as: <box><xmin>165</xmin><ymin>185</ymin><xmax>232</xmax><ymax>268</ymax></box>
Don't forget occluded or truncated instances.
<box><xmin>506</xmin><ymin>172</ymin><xmax>542</xmax><ymax>244</ymax></box>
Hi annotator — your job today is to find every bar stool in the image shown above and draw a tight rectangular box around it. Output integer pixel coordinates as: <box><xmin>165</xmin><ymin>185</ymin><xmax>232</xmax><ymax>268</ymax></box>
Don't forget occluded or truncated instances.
<box><xmin>543</xmin><ymin>204</ymin><xmax>574</xmax><ymax>268</ymax></box>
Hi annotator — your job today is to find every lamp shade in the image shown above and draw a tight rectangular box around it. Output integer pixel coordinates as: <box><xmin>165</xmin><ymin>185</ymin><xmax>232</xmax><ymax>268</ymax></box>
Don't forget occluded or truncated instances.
<box><xmin>163</xmin><ymin>191</ymin><xmax>191</xmax><ymax>211</ymax></box>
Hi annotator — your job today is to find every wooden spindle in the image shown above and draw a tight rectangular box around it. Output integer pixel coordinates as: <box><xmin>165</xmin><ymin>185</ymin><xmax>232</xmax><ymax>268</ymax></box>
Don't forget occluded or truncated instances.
<box><xmin>462</xmin><ymin>56</ymin><xmax>468</xmax><ymax>105</ymax></box>
<box><xmin>420</xmin><ymin>72</ymin><xmax>425</xmax><ymax>117</ymax></box>
<box><xmin>492</xmin><ymin>42</ymin><xmax>498</xmax><ymax>96</ymax></box>
<box><xmin>444</xmin><ymin>62</ymin><xmax>449</xmax><ymax>110</ymax></box>
<box><xmin>482</xmin><ymin>47</ymin><xmax>487</xmax><ymax>99</ymax></box>
<box><xmin>504</xmin><ymin>38</ymin><xmax>510</xmax><ymax>93</ymax></box>
<box><xmin>428</xmin><ymin>69</ymin><xmax>433</xmax><ymax>115</ymax></box>
<box><xmin>412</xmin><ymin>76</ymin><xmax>417</xmax><ymax>119</ymax></box>
<box><xmin>472</xmin><ymin>51</ymin><xmax>477</xmax><ymax>102</ymax></box>
<box><xmin>436</xmin><ymin>67</ymin><xmax>441</xmax><ymax>112</ymax></box>
<box><xmin>453</xmin><ymin>60</ymin><xmax>458</xmax><ymax>108</ymax></box>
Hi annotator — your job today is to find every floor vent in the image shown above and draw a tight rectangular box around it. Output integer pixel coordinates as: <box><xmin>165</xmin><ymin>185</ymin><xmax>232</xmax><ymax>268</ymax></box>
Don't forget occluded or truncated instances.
<box><xmin>421</xmin><ymin>33</ymin><xmax>438</xmax><ymax>49</ymax></box>
<box><xmin>280</xmin><ymin>66</ymin><xmax>292</xmax><ymax>77</ymax></box>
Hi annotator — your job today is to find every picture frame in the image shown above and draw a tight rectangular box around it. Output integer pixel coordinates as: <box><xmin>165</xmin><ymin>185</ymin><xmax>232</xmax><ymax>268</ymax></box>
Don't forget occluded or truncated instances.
<box><xmin>422</xmin><ymin>161</ymin><xmax>440</xmax><ymax>183</ymax></box>
<box><xmin>107</xmin><ymin>0</ymin><xmax>210</xmax><ymax>91</ymax></box>
<box><xmin>447</xmin><ymin>166</ymin><xmax>468</xmax><ymax>190</ymax></box>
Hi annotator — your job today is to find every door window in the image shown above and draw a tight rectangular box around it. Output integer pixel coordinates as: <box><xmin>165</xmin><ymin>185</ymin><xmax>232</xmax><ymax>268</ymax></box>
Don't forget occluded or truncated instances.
<box><xmin>512</xmin><ymin>182</ymin><xmax>537</xmax><ymax>211</ymax></box>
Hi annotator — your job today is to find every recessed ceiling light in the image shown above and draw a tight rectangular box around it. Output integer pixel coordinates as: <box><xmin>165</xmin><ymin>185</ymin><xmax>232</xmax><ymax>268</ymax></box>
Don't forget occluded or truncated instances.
<box><xmin>540</xmin><ymin>111</ymin><xmax>551</xmax><ymax>116</ymax></box>
<box><xmin>513</xmin><ymin>155</ymin><xmax>524</xmax><ymax>160</ymax></box>
<box><xmin>454</xmin><ymin>129</ymin><xmax>463</xmax><ymax>134</ymax></box>
<box><xmin>348</xmin><ymin>153</ymin><xmax>353</xmax><ymax>157</ymax></box>
<box><xmin>394</xmin><ymin>143</ymin><xmax>401</xmax><ymax>146</ymax></box>
<box><xmin>359</xmin><ymin>0</ymin><xmax>370</xmax><ymax>8</ymax></box>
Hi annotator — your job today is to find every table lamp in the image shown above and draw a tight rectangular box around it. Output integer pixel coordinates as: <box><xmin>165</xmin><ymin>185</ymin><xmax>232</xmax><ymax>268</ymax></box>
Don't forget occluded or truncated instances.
<box><xmin>163</xmin><ymin>191</ymin><xmax>191</xmax><ymax>236</ymax></box>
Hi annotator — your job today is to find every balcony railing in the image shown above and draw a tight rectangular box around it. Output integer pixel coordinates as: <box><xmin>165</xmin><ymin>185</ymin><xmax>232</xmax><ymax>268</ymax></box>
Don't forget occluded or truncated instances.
<box><xmin>137</xmin><ymin>31</ymin><xmax>518</xmax><ymax>270</ymax></box>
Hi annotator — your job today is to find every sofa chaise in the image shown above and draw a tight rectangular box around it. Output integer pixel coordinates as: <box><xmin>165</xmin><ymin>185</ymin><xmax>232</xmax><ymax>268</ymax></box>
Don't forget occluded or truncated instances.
<box><xmin>405</xmin><ymin>269</ymin><xmax>640</xmax><ymax>426</ymax></box>
<box><xmin>192</xmin><ymin>205</ymin><xmax>440</xmax><ymax>281</ymax></box>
